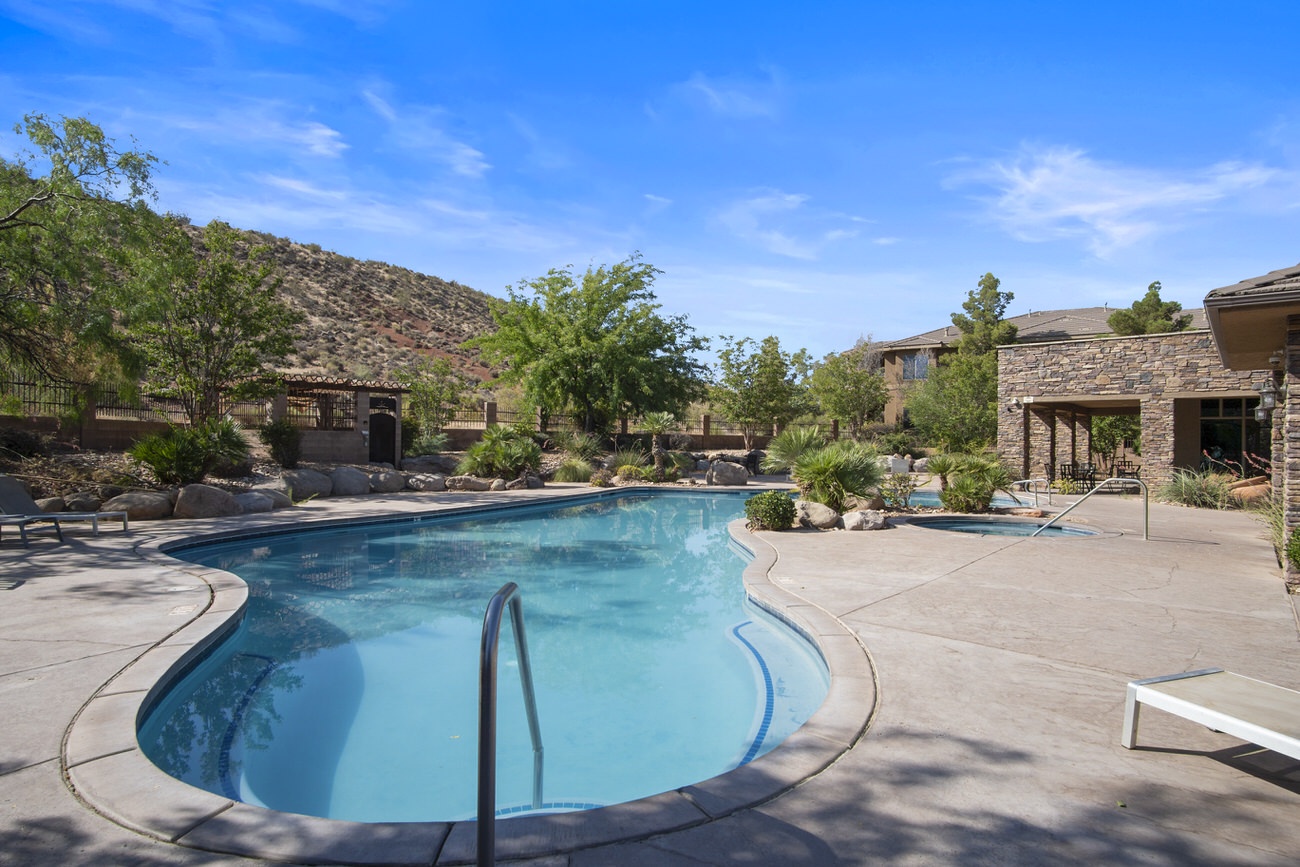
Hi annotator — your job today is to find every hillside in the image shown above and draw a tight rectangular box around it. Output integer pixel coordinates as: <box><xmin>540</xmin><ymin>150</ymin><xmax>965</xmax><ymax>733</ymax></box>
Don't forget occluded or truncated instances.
<box><xmin>221</xmin><ymin>226</ymin><xmax>500</xmax><ymax>384</ymax></box>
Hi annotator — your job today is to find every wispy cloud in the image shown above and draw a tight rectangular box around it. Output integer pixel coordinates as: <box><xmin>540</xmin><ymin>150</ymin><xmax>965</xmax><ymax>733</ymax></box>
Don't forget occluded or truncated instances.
<box><xmin>164</xmin><ymin>106</ymin><xmax>349</xmax><ymax>158</ymax></box>
<box><xmin>716</xmin><ymin>190</ymin><xmax>860</xmax><ymax>259</ymax></box>
<box><xmin>362</xmin><ymin>85</ymin><xmax>490</xmax><ymax>178</ymax></box>
<box><xmin>675</xmin><ymin>69</ymin><xmax>782</xmax><ymax>119</ymax></box>
<box><xmin>949</xmin><ymin>144</ymin><xmax>1282</xmax><ymax>256</ymax></box>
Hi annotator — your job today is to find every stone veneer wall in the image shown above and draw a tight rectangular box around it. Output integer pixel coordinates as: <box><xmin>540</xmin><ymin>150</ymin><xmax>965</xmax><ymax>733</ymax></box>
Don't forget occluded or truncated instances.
<box><xmin>998</xmin><ymin>331</ymin><xmax>1260</xmax><ymax>487</ymax></box>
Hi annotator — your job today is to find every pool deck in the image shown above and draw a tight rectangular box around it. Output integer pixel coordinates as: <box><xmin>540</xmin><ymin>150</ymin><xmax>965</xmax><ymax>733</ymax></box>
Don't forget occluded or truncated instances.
<box><xmin>1</xmin><ymin>482</ymin><xmax>1297</xmax><ymax>865</ymax></box>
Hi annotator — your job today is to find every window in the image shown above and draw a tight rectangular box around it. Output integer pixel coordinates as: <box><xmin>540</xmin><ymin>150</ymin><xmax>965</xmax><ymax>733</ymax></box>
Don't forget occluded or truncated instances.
<box><xmin>902</xmin><ymin>352</ymin><xmax>929</xmax><ymax>381</ymax></box>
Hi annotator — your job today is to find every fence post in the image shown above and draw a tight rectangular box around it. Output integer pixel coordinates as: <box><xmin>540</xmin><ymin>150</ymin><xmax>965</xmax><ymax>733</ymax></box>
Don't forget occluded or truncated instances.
<box><xmin>702</xmin><ymin>414</ymin><xmax>711</xmax><ymax>437</ymax></box>
<box><xmin>484</xmin><ymin>401</ymin><xmax>498</xmax><ymax>427</ymax></box>
<box><xmin>831</xmin><ymin>419</ymin><xmax>840</xmax><ymax>440</ymax></box>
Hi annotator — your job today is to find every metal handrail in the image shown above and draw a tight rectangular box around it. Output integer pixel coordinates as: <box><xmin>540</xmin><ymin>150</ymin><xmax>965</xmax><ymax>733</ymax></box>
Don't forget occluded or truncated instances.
<box><xmin>1010</xmin><ymin>478</ymin><xmax>1053</xmax><ymax>506</ymax></box>
<box><xmin>477</xmin><ymin>582</ymin><xmax>544</xmax><ymax>867</ymax></box>
<box><xmin>1032</xmin><ymin>477</ymin><xmax>1148</xmax><ymax>539</ymax></box>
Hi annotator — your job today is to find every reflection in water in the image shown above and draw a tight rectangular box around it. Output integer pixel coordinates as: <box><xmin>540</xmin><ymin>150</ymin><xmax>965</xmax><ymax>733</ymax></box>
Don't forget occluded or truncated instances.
<box><xmin>139</xmin><ymin>492</ymin><xmax>828</xmax><ymax>821</ymax></box>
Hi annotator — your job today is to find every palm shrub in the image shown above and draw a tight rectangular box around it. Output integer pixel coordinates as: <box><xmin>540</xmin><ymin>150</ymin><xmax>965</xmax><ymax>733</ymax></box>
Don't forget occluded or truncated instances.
<box><xmin>936</xmin><ymin>453</ymin><xmax>1016</xmax><ymax>512</ymax></box>
<box><xmin>790</xmin><ymin>441</ymin><xmax>882</xmax><ymax>513</ymax></box>
<box><xmin>745</xmin><ymin>490</ymin><xmax>796</xmax><ymax>530</ymax></box>
<box><xmin>641</xmin><ymin>411</ymin><xmax>677</xmax><ymax>479</ymax></box>
<box><xmin>130</xmin><ymin>419</ymin><xmax>250</xmax><ymax>486</ymax></box>
<box><xmin>761</xmin><ymin>426</ymin><xmax>828</xmax><ymax>475</ymax></box>
<box><xmin>924</xmin><ymin>453</ymin><xmax>958</xmax><ymax>491</ymax></box>
<box><xmin>1158</xmin><ymin>470</ymin><xmax>1235</xmax><ymax>509</ymax></box>
<box><xmin>457</xmin><ymin>425</ymin><xmax>542</xmax><ymax>479</ymax></box>
<box><xmin>258</xmin><ymin>418</ymin><xmax>302</xmax><ymax>468</ymax></box>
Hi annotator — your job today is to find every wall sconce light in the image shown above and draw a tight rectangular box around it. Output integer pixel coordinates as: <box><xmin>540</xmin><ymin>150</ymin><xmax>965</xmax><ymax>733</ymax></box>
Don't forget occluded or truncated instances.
<box><xmin>1258</xmin><ymin>379</ymin><xmax>1277</xmax><ymax>410</ymax></box>
<box><xmin>1005</xmin><ymin>398</ymin><xmax>1023</xmax><ymax>414</ymax></box>
<box><xmin>1268</xmin><ymin>349</ymin><xmax>1284</xmax><ymax>369</ymax></box>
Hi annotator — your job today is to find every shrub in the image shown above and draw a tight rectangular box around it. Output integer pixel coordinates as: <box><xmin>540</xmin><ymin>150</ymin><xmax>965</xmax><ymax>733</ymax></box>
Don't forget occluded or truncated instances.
<box><xmin>875</xmin><ymin>430</ymin><xmax>925</xmax><ymax>459</ymax></box>
<box><xmin>1247</xmin><ymin>493</ymin><xmax>1284</xmax><ymax>560</ymax></box>
<box><xmin>589</xmin><ymin>468</ymin><xmax>614</xmax><ymax>487</ymax></box>
<box><xmin>457</xmin><ymin>424</ymin><xmax>542</xmax><ymax>479</ymax></box>
<box><xmin>552</xmin><ymin>456</ymin><xmax>595</xmax><ymax>483</ymax></box>
<box><xmin>1286</xmin><ymin>527</ymin><xmax>1300</xmax><ymax>573</ymax></box>
<box><xmin>745</xmin><ymin>490</ymin><xmax>796</xmax><ymax>530</ymax></box>
<box><xmin>933</xmin><ymin>453</ymin><xmax>1015</xmax><ymax>512</ymax></box>
<box><xmin>880</xmin><ymin>472</ymin><xmax>923</xmax><ymax>508</ymax></box>
<box><xmin>552</xmin><ymin>430</ymin><xmax>603</xmax><ymax>461</ymax></box>
<box><xmin>409</xmin><ymin>431</ymin><xmax>450</xmax><ymax>456</ymax></box>
<box><xmin>0</xmin><ymin>426</ymin><xmax>51</xmax><ymax>459</ymax></box>
<box><xmin>616</xmin><ymin>464</ymin><xmax>652</xmax><ymax>482</ymax></box>
<box><xmin>259</xmin><ymin>419</ymin><xmax>302</xmax><ymax>468</ymax></box>
<box><xmin>130</xmin><ymin>419</ymin><xmax>250</xmax><ymax>486</ymax></box>
<box><xmin>761</xmin><ymin>426</ymin><xmax>827</xmax><ymax>474</ymax></box>
<box><xmin>791</xmin><ymin>441</ymin><xmax>882</xmax><ymax>514</ymax></box>
<box><xmin>939</xmin><ymin>475</ymin><xmax>991</xmax><ymax>513</ymax></box>
<box><xmin>1158</xmin><ymin>470</ymin><xmax>1235</xmax><ymax>509</ymax></box>
<box><xmin>606</xmin><ymin>446</ymin><xmax>647</xmax><ymax>472</ymax></box>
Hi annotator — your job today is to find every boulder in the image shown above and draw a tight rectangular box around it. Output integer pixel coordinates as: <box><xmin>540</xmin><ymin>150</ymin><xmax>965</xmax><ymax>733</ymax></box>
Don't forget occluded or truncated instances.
<box><xmin>278</xmin><ymin>469</ymin><xmax>332</xmax><ymax>501</ymax></box>
<box><xmin>407</xmin><ymin>474</ymin><xmax>447</xmax><ymax>492</ymax></box>
<box><xmin>506</xmin><ymin>477</ymin><xmax>529</xmax><ymax>490</ymax></box>
<box><xmin>796</xmin><ymin>500</ymin><xmax>840</xmax><ymax>530</ymax></box>
<box><xmin>490</xmin><ymin>478</ymin><xmax>508</xmax><ymax>491</ymax></box>
<box><xmin>526</xmin><ymin>474</ymin><xmax>545</xmax><ymax>489</ymax></box>
<box><xmin>842</xmin><ymin>510</ymin><xmax>887</xmax><ymax>531</ymax></box>
<box><xmin>65</xmin><ymin>493</ymin><xmax>103</xmax><ymax>512</ymax></box>
<box><xmin>1230</xmin><ymin>482</ymin><xmax>1271</xmax><ymax>505</ymax></box>
<box><xmin>369</xmin><ymin>469</ymin><xmax>406</xmax><ymax>493</ymax></box>
<box><xmin>233</xmin><ymin>492</ymin><xmax>275</xmax><ymax>514</ymax></box>
<box><xmin>705</xmin><ymin>460</ymin><xmax>749</xmax><ymax>486</ymax></box>
<box><xmin>401</xmin><ymin>454</ymin><xmax>460</xmax><ymax>475</ymax></box>
<box><xmin>173</xmin><ymin>484</ymin><xmax>243</xmax><ymax>519</ymax></box>
<box><xmin>329</xmin><ymin>466</ymin><xmax>371</xmax><ymax>497</ymax></box>
<box><xmin>34</xmin><ymin>497</ymin><xmax>65</xmax><ymax>512</ymax></box>
<box><xmin>446</xmin><ymin>475</ymin><xmax>491</xmax><ymax>492</ymax></box>
<box><xmin>250</xmin><ymin>487</ymin><xmax>295</xmax><ymax>509</ymax></box>
<box><xmin>101</xmin><ymin>490</ymin><xmax>173</xmax><ymax>521</ymax></box>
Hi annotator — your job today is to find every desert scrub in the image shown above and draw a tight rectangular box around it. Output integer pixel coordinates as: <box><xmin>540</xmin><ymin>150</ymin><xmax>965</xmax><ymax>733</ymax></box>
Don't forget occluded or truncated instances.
<box><xmin>606</xmin><ymin>446</ymin><xmax>648</xmax><ymax>473</ymax></box>
<box><xmin>258</xmin><ymin>418</ymin><xmax>302</xmax><ymax>468</ymax></box>
<box><xmin>552</xmin><ymin>456</ymin><xmax>595</xmax><ymax>483</ymax></box>
<box><xmin>588</xmin><ymin>468</ymin><xmax>614</xmax><ymax>487</ymax></box>
<box><xmin>880</xmin><ymin>472</ymin><xmax>922</xmax><ymax>508</ymax></box>
<box><xmin>1158</xmin><ymin>470</ymin><xmax>1236</xmax><ymax>509</ymax></box>
<box><xmin>745</xmin><ymin>490</ymin><xmax>796</xmax><ymax>530</ymax></box>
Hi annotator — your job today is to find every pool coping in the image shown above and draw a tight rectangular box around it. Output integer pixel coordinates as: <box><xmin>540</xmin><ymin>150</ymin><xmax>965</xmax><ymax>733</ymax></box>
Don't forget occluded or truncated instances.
<box><xmin>62</xmin><ymin>487</ymin><xmax>878</xmax><ymax>866</ymax></box>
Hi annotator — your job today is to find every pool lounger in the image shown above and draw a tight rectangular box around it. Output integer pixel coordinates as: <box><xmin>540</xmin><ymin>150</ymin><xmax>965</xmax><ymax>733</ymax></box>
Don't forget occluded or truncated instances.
<box><xmin>1121</xmin><ymin>668</ymin><xmax>1300</xmax><ymax>760</ymax></box>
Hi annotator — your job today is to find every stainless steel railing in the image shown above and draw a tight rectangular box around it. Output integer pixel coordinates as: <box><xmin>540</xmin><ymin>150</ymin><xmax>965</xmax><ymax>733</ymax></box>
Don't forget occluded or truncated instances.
<box><xmin>477</xmin><ymin>582</ymin><xmax>544</xmax><ymax>867</ymax></box>
<box><xmin>1032</xmin><ymin>477</ymin><xmax>1148</xmax><ymax>539</ymax></box>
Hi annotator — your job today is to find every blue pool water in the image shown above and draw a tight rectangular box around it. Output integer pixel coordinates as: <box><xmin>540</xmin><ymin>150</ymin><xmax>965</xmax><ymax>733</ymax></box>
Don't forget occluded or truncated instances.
<box><xmin>907</xmin><ymin>516</ymin><xmax>1097</xmax><ymax>537</ymax></box>
<box><xmin>139</xmin><ymin>491</ymin><xmax>829</xmax><ymax>822</ymax></box>
<box><xmin>905</xmin><ymin>489</ymin><xmax>1027</xmax><ymax>509</ymax></box>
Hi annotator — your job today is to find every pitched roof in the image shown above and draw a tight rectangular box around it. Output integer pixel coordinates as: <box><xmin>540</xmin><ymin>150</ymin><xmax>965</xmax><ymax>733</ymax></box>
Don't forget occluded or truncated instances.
<box><xmin>1204</xmin><ymin>261</ymin><xmax>1300</xmax><ymax>303</ymax></box>
<box><xmin>881</xmin><ymin>305</ymin><xmax>1207</xmax><ymax>351</ymax></box>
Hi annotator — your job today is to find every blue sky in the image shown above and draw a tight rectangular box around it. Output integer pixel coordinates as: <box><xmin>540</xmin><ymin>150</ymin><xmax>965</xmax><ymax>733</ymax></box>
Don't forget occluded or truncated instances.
<box><xmin>3</xmin><ymin>1</ymin><xmax>1299</xmax><ymax>362</ymax></box>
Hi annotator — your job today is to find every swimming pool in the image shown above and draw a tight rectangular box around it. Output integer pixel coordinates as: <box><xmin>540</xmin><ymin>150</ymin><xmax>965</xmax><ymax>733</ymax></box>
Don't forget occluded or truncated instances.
<box><xmin>138</xmin><ymin>491</ymin><xmax>830</xmax><ymax>823</ymax></box>
<box><xmin>905</xmin><ymin>515</ymin><xmax>1097</xmax><ymax>537</ymax></box>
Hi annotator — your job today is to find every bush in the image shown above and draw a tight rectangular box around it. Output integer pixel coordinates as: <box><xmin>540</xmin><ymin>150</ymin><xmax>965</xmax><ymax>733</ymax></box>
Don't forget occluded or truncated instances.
<box><xmin>0</xmin><ymin>426</ymin><xmax>51</xmax><ymax>459</ymax></box>
<box><xmin>589</xmin><ymin>468</ymin><xmax>614</xmax><ymax>487</ymax></box>
<box><xmin>745</xmin><ymin>490</ymin><xmax>796</xmax><ymax>530</ymax></box>
<box><xmin>1286</xmin><ymin>527</ymin><xmax>1300</xmax><ymax>573</ymax></box>
<box><xmin>875</xmin><ymin>430</ymin><xmax>926</xmax><ymax>459</ymax></box>
<box><xmin>259</xmin><ymin>419</ymin><xmax>302</xmax><ymax>468</ymax></box>
<box><xmin>552</xmin><ymin>430</ymin><xmax>604</xmax><ymax>461</ymax></box>
<box><xmin>933</xmin><ymin>453</ymin><xmax>1015</xmax><ymax>512</ymax></box>
<box><xmin>761</xmin><ymin>426</ymin><xmax>827</xmax><ymax>474</ymax></box>
<box><xmin>457</xmin><ymin>424</ymin><xmax>542</xmax><ymax>479</ymax></box>
<box><xmin>616</xmin><ymin>464</ymin><xmax>652</xmax><ymax>482</ymax></box>
<box><xmin>130</xmin><ymin>419</ymin><xmax>250</xmax><ymax>485</ymax></box>
<box><xmin>606</xmin><ymin>446</ymin><xmax>647</xmax><ymax>472</ymax></box>
<box><xmin>552</xmin><ymin>456</ymin><xmax>595</xmax><ymax>483</ymax></box>
<box><xmin>880</xmin><ymin>472</ymin><xmax>923</xmax><ymax>508</ymax></box>
<box><xmin>790</xmin><ymin>441</ymin><xmax>882</xmax><ymax>514</ymax></box>
<box><xmin>409</xmin><ymin>431</ymin><xmax>450</xmax><ymax>456</ymax></box>
<box><xmin>1158</xmin><ymin>470</ymin><xmax>1236</xmax><ymax>509</ymax></box>
<box><xmin>939</xmin><ymin>475</ymin><xmax>991</xmax><ymax>512</ymax></box>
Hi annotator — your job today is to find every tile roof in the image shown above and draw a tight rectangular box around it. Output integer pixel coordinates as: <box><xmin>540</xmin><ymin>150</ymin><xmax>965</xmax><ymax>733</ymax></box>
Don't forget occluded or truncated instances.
<box><xmin>881</xmin><ymin>305</ymin><xmax>1207</xmax><ymax>350</ymax></box>
<box><xmin>1204</xmin><ymin>262</ymin><xmax>1300</xmax><ymax>302</ymax></box>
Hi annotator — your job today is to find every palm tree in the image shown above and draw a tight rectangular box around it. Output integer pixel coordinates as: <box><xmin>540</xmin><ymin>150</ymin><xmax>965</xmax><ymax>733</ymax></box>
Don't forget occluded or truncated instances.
<box><xmin>641</xmin><ymin>411</ymin><xmax>677</xmax><ymax>480</ymax></box>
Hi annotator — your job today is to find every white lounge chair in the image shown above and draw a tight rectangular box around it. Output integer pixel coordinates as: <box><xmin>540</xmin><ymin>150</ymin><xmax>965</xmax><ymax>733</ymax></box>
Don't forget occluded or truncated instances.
<box><xmin>1122</xmin><ymin>668</ymin><xmax>1300</xmax><ymax>760</ymax></box>
<box><xmin>0</xmin><ymin>474</ymin><xmax>129</xmax><ymax>547</ymax></box>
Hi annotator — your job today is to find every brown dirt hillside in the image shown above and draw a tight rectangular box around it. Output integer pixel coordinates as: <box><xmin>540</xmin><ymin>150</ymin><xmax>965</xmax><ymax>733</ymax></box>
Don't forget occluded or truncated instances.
<box><xmin>213</xmin><ymin>225</ymin><xmax>499</xmax><ymax>384</ymax></box>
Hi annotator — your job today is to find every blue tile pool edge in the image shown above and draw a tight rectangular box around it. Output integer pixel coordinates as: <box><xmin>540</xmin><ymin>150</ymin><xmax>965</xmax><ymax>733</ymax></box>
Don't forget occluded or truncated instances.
<box><xmin>63</xmin><ymin>487</ymin><xmax>878</xmax><ymax>867</ymax></box>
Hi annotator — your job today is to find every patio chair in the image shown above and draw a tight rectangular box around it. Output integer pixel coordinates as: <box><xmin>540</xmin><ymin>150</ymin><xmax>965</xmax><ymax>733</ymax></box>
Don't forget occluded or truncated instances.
<box><xmin>0</xmin><ymin>474</ymin><xmax>128</xmax><ymax>547</ymax></box>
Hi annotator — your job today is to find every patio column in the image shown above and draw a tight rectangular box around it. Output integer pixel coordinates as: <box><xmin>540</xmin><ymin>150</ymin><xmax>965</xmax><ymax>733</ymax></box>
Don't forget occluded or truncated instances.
<box><xmin>1140</xmin><ymin>396</ymin><xmax>1176</xmax><ymax>488</ymax></box>
<box><xmin>1028</xmin><ymin>407</ymin><xmax>1055</xmax><ymax>480</ymax></box>
<box><xmin>1283</xmin><ymin>316</ymin><xmax>1300</xmax><ymax>590</ymax></box>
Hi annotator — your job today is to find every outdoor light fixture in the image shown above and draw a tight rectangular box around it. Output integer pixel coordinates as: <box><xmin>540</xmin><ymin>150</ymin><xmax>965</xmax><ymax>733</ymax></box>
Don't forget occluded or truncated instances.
<box><xmin>1268</xmin><ymin>350</ymin><xmax>1284</xmax><ymax>369</ymax></box>
<box><xmin>1259</xmin><ymin>379</ymin><xmax>1278</xmax><ymax>410</ymax></box>
<box><xmin>1255</xmin><ymin>406</ymin><xmax>1271</xmax><ymax>422</ymax></box>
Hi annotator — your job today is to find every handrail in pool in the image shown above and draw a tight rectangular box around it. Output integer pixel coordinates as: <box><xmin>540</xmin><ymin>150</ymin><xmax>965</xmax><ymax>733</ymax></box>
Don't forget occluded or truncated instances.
<box><xmin>478</xmin><ymin>582</ymin><xmax>545</xmax><ymax>866</ymax></box>
<box><xmin>1033</xmin><ymin>477</ymin><xmax>1148</xmax><ymax>539</ymax></box>
<box><xmin>1010</xmin><ymin>478</ymin><xmax>1052</xmax><ymax>506</ymax></box>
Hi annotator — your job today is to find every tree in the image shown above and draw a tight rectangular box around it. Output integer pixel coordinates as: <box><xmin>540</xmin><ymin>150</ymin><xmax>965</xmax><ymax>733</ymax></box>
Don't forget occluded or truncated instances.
<box><xmin>0</xmin><ymin>113</ymin><xmax>160</xmax><ymax>378</ymax></box>
<box><xmin>466</xmin><ymin>255</ymin><xmax>709</xmax><ymax>433</ymax></box>
<box><xmin>1108</xmin><ymin>281</ymin><xmax>1191</xmax><ymax>335</ymax></box>
<box><xmin>808</xmin><ymin>338</ymin><xmax>888</xmax><ymax>440</ymax></box>
<box><xmin>395</xmin><ymin>356</ymin><xmax>470</xmax><ymax>452</ymax></box>
<box><xmin>1090</xmin><ymin>414</ymin><xmax>1141</xmax><ymax>471</ymax></box>
<box><xmin>125</xmin><ymin>220</ymin><xmax>302</xmax><ymax>424</ymax></box>
<box><xmin>905</xmin><ymin>272</ymin><xmax>1014</xmax><ymax>450</ymax></box>
<box><xmin>711</xmin><ymin>335</ymin><xmax>813</xmax><ymax>449</ymax></box>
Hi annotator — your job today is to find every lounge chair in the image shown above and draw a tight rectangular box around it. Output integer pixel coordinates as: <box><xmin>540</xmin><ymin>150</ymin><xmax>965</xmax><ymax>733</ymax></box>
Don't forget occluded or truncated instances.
<box><xmin>1122</xmin><ymin>668</ymin><xmax>1300</xmax><ymax>761</ymax></box>
<box><xmin>0</xmin><ymin>474</ymin><xmax>128</xmax><ymax>547</ymax></box>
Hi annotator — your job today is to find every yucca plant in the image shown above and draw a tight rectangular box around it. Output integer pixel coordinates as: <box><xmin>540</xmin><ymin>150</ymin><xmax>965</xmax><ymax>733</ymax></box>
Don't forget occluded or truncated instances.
<box><xmin>790</xmin><ymin>441</ymin><xmax>882</xmax><ymax>513</ymax></box>
<box><xmin>761</xmin><ymin>426</ymin><xmax>828</xmax><ymax>475</ymax></box>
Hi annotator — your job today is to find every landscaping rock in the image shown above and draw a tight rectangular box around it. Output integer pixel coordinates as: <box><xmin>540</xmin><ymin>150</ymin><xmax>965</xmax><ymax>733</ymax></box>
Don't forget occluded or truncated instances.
<box><xmin>506</xmin><ymin>477</ymin><xmax>529</xmax><ymax>490</ymax></box>
<box><xmin>369</xmin><ymin>469</ymin><xmax>406</xmax><ymax>493</ymax></box>
<box><xmin>250</xmin><ymin>487</ymin><xmax>294</xmax><ymax>509</ymax></box>
<box><xmin>101</xmin><ymin>490</ymin><xmax>173</xmax><ymax>520</ymax></box>
<box><xmin>329</xmin><ymin>466</ymin><xmax>371</xmax><ymax>497</ymax></box>
<box><xmin>842</xmin><ymin>509</ymin><xmax>887</xmax><ymax>531</ymax></box>
<box><xmin>233</xmin><ymin>492</ymin><xmax>275</xmax><ymax>514</ymax></box>
<box><xmin>446</xmin><ymin>475</ymin><xmax>491</xmax><ymax>492</ymax></box>
<box><xmin>1231</xmin><ymin>482</ymin><xmax>1270</xmax><ymax>505</ymax></box>
<box><xmin>796</xmin><ymin>500</ymin><xmax>840</xmax><ymax>529</ymax></box>
<box><xmin>401</xmin><ymin>454</ymin><xmax>460</xmax><ymax>475</ymax></box>
<box><xmin>407</xmin><ymin>474</ymin><xmax>447</xmax><ymax>492</ymax></box>
<box><xmin>65</xmin><ymin>493</ymin><xmax>103</xmax><ymax>512</ymax></box>
<box><xmin>278</xmin><ymin>469</ymin><xmax>332</xmax><ymax>501</ymax></box>
<box><xmin>35</xmin><ymin>497</ymin><xmax>65</xmax><ymax>512</ymax></box>
<box><xmin>173</xmin><ymin>484</ymin><xmax>243</xmax><ymax>519</ymax></box>
<box><xmin>526</xmin><ymin>474</ymin><xmax>544</xmax><ymax>489</ymax></box>
<box><xmin>706</xmin><ymin>460</ymin><xmax>749</xmax><ymax>486</ymax></box>
<box><xmin>490</xmin><ymin>479</ymin><xmax>508</xmax><ymax>491</ymax></box>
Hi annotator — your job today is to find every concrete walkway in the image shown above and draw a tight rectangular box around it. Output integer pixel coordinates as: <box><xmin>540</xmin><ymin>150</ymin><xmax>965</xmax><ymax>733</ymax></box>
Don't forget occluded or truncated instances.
<box><xmin>1</xmin><ymin>485</ymin><xmax>1297</xmax><ymax>865</ymax></box>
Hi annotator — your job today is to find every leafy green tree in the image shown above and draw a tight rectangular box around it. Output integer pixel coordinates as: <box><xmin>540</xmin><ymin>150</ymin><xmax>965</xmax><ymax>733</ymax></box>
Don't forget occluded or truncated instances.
<box><xmin>905</xmin><ymin>272</ymin><xmax>1014</xmax><ymax>451</ymax></box>
<box><xmin>711</xmin><ymin>335</ymin><xmax>813</xmax><ymax>449</ymax></box>
<box><xmin>1090</xmin><ymin>414</ymin><xmax>1141</xmax><ymax>471</ymax></box>
<box><xmin>0</xmin><ymin>113</ymin><xmax>160</xmax><ymax>378</ymax></box>
<box><xmin>125</xmin><ymin>220</ymin><xmax>302</xmax><ymax>424</ymax></box>
<box><xmin>395</xmin><ymin>356</ymin><xmax>469</xmax><ymax>452</ymax></box>
<box><xmin>1108</xmin><ymin>281</ymin><xmax>1191</xmax><ymax>335</ymax></box>
<box><xmin>467</xmin><ymin>255</ymin><xmax>709</xmax><ymax>433</ymax></box>
<box><xmin>808</xmin><ymin>338</ymin><xmax>887</xmax><ymax>440</ymax></box>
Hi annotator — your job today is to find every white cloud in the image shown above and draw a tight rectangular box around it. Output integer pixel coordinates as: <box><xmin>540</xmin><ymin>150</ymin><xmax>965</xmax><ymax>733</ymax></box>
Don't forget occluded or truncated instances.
<box><xmin>160</xmin><ymin>105</ymin><xmax>349</xmax><ymax>158</ymax></box>
<box><xmin>360</xmin><ymin>86</ymin><xmax>490</xmax><ymax>178</ymax></box>
<box><xmin>716</xmin><ymin>191</ymin><xmax>860</xmax><ymax>260</ymax></box>
<box><xmin>950</xmin><ymin>144</ymin><xmax>1282</xmax><ymax>257</ymax></box>
<box><xmin>676</xmin><ymin>70</ymin><xmax>782</xmax><ymax>119</ymax></box>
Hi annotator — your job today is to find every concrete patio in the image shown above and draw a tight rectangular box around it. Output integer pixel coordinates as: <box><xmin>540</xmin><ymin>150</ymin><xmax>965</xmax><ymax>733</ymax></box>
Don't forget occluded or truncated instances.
<box><xmin>1</xmin><ymin>484</ymin><xmax>1297</xmax><ymax>865</ymax></box>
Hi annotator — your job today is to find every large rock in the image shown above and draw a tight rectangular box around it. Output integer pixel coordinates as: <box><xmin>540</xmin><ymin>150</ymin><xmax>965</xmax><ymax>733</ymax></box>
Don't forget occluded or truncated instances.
<box><xmin>329</xmin><ymin>466</ymin><xmax>371</xmax><ymax>497</ymax></box>
<box><xmin>1230</xmin><ymin>482</ymin><xmax>1271</xmax><ymax>505</ymax></box>
<box><xmin>407</xmin><ymin>474</ymin><xmax>447</xmax><ymax>492</ymax></box>
<box><xmin>34</xmin><ymin>497</ymin><xmax>65</xmax><ymax>512</ymax></box>
<box><xmin>401</xmin><ymin>454</ymin><xmax>460</xmax><ymax>474</ymax></box>
<box><xmin>369</xmin><ymin>469</ymin><xmax>406</xmax><ymax>493</ymax></box>
<box><xmin>101</xmin><ymin>490</ymin><xmax>173</xmax><ymax>521</ymax></box>
<box><xmin>233</xmin><ymin>492</ymin><xmax>275</xmax><ymax>514</ymax></box>
<box><xmin>174</xmin><ymin>484</ymin><xmax>243</xmax><ymax>519</ymax></box>
<box><xmin>490</xmin><ymin>478</ymin><xmax>508</xmax><ymax>491</ymax></box>
<box><xmin>250</xmin><ymin>486</ymin><xmax>295</xmax><ymax>509</ymax></box>
<box><xmin>65</xmin><ymin>493</ymin><xmax>103</xmax><ymax>512</ymax></box>
<box><xmin>278</xmin><ymin>469</ymin><xmax>332</xmax><ymax>501</ymax></box>
<box><xmin>446</xmin><ymin>475</ymin><xmax>491</xmax><ymax>492</ymax></box>
<box><xmin>796</xmin><ymin>500</ymin><xmax>841</xmax><ymax>529</ymax></box>
<box><xmin>842</xmin><ymin>509</ymin><xmax>887</xmax><ymax>531</ymax></box>
<box><xmin>705</xmin><ymin>460</ymin><xmax>749</xmax><ymax>486</ymax></box>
